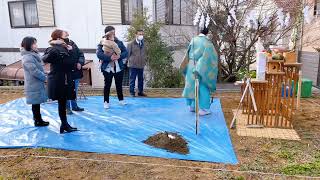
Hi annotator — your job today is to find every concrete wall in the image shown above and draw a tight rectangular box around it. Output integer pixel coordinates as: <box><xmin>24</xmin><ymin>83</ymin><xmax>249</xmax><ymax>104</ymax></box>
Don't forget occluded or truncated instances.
<box><xmin>300</xmin><ymin>51</ymin><xmax>320</xmax><ymax>86</ymax></box>
<box><xmin>0</xmin><ymin>52</ymin><xmax>22</xmax><ymax>65</ymax></box>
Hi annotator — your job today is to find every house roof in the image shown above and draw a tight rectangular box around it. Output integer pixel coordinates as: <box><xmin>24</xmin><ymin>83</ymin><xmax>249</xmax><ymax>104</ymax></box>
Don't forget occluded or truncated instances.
<box><xmin>0</xmin><ymin>60</ymin><xmax>93</xmax><ymax>81</ymax></box>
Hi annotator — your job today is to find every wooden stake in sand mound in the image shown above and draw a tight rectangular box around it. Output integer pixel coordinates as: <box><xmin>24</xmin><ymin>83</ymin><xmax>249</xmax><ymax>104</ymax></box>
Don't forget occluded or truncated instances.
<box><xmin>143</xmin><ymin>132</ymin><xmax>189</xmax><ymax>155</ymax></box>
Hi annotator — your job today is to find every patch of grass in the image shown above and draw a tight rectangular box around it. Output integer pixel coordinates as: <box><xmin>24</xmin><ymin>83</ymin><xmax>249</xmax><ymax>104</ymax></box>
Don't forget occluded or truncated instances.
<box><xmin>239</xmin><ymin>158</ymin><xmax>270</xmax><ymax>172</ymax></box>
<box><xmin>36</xmin><ymin>147</ymin><xmax>49</xmax><ymax>153</ymax></box>
<box><xmin>234</xmin><ymin>176</ymin><xmax>245</xmax><ymax>180</ymax></box>
<box><xmin>280</xmin><ymin>161</ymin><xmax>320</xmax><ymax>176</ymax></box>
<box><xmin>238</xmin><ymin>148</ymin><xmax>250</xmax><ymax>156</ymax></box>
<box><xmin>0</xmin><ymin>176</ymin><xmax>13</xmax><ymax>180</ymax></box>
<box><xmin>16</xmin><ymin>169</ymin><xmax>39</xmax><ymax>180</ymax></box>
<box><xmin>276</xmin><ymin>149</ymin><xmax>295</xmax><ymax>161</ymax></box>
<box><xmin>315</xmin><ymin>151</ymin><xmax>320</xmax><ymax>160</ymax></box>
<box><xmin>14</xmin><ymin>156</ymin><xmax>25</xmax><ymax>164</ymax></box>
<box><xmin>16</xmin><ymin>169</ymin><xmax>30</xmax><ymax>177</ymax></box>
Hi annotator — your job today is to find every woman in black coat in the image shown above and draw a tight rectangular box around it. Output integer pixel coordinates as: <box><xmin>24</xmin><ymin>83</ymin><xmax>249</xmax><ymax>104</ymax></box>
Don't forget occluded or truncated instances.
<box><xmin>42</xmin><ymin>29</ymin><xmax>78</xmax><ymax>134</ymax></box>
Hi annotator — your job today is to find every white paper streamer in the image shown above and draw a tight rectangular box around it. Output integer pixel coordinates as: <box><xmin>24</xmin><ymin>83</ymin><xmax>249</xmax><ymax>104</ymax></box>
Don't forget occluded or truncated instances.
<box><xmin>205</xmin><ymin>14</ymin><xmax>210</xmax><ymax>28</ymax></box>
<box><xmin>199</xmin><ymin>13</ymin><xmax>205</xmax><ymax>29</ymax></box>
<box><xmin>284</xmin><ymin>13</ymin><xmax>290</xmax><ymax>27</ymax></box>
<box><xmin>277</xmin><ymin>8</ymin><xmax>285</xmax><ymax>27</ymax></box>
<box><xmin>229</xmin><ymin>7</ymin><xmax>238</xmax><ymax>23</ymax></box>
<box><xmin>193</xmin><ymin>7</ymin><xmax>201</xmax><ymax>26</ymax></box>
<box><xmin>227</xmin><ymin>15</ymin><xmax>232</xmax><ymax>26</ymax></box>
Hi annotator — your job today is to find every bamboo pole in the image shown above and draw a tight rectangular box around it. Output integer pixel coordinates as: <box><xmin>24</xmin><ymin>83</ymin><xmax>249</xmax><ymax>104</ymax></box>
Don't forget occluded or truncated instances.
<box><xmin>195</xmin><ymin>78</ymin><xmax>199</xmax><ymax>135</ymax></box>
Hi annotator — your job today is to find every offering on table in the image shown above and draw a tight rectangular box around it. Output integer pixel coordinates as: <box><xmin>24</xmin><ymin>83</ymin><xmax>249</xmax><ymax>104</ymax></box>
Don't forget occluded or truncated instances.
<box><xmin>272</xmin><ymin>53</ymin><xmax>284</xmax><ymax>60</ymax></box>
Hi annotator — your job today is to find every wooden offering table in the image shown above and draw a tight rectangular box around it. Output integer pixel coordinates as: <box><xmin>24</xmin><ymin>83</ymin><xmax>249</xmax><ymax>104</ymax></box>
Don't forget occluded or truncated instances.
<box><xmin>236</xmin><ymin>63</ymin><xmax>302</xmax><ymax>129</ymax></box>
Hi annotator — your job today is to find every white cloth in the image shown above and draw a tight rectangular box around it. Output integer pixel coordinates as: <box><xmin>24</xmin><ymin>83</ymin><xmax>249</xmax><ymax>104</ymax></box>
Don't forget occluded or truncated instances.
<box><xmin>104</xmin><ymin>60</ymin><xmax>121</xmax><ymax>73</ymax></box>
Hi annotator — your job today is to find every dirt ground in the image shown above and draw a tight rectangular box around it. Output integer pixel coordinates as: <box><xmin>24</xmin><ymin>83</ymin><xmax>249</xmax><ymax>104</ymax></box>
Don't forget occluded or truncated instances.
<box><xmin>0</xmin><ymin>89</ymin><xmax>319</xmax><ymax>180</ymax></box>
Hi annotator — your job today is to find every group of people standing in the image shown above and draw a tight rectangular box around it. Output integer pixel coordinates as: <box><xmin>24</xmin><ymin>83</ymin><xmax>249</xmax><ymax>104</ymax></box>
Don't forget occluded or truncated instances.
<box><xmin>21</xmin><ymin>24</ymin><xmax>218</xmax><ymax>134</ymax></box>
<box><xmin>21</xmin><ymin>26</ymin><xmax>147</xmax><ymax>133</ymax></box>
<box><xmin>21</xmin><ymin>30</ymin><xmax>85</xmax><ymax>133</ymax></box>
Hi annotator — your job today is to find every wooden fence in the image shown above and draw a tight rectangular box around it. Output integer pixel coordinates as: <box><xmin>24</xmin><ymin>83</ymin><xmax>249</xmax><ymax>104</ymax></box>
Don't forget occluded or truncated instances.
<box><xmin>241</xmin><ymin>63</ymin><xmax>301</xmax><ymax>128</ymax></box>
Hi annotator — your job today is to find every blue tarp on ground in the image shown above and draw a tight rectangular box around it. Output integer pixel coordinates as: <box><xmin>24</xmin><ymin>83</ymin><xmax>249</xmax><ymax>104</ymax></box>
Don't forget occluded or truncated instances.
<box><xmin>0</xmin><ymin>96</ymin><xmax>238</xmax><ymax>164</ymax></box>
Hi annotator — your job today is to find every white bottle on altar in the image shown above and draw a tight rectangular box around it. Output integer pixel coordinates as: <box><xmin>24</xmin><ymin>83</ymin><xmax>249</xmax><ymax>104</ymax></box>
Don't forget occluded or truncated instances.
<box><xmin>256</xmin><ymin>52</ymin><xmax>267</xmax><ymax>80</ymax></box>
<box><xmin>255</xmin><ymin>38</ymin><xmax>267</xmax><ymax>80</ymax></box>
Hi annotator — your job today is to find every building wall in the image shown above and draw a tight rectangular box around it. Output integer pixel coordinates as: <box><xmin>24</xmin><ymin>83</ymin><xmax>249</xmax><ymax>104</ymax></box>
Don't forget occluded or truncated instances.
<box><xmin>0</xmin><ymin>52</ymin><xmax>22</xmax><ymax>65</ymax></box>
<box><xmin>299</xmin><ymin>1</ymin><xmax>320</xmax><ymax>87</ymax></box>
<box><xmin>0</xmin><ymin>0</ymin><xmax>195</xmax><ymax>88</ymax></box>
<box><xmin>0</xmin><ymin>0</ymin><xmax>131</xmax><ymax>50</ymax></box>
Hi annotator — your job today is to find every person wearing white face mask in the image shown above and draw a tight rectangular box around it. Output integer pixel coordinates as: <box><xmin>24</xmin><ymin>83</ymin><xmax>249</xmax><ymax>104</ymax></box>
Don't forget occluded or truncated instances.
<box><xmin>127</xmin><ymin>29</ymin><xmax>147</xmax><ymax>97</ymax></box>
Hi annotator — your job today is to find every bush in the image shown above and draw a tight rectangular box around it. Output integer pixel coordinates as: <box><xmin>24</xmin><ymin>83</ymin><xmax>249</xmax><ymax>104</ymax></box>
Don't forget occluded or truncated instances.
<box><xmin>126</xmin><ymin>9</ymin><xmax>184</xmax><ymax>88</ymax></box>
<box><xmin>236</xmin><ymin>67</ymin><xmax>256</xmax><ymax>81</ymax></box>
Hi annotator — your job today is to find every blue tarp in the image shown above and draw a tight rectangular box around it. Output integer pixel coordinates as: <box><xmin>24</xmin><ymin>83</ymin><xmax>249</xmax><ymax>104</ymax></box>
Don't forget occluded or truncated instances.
<box><xmin>0</xmin><ymin>96</ymin><xmax>238</xmax><ymax>164</ymax></box>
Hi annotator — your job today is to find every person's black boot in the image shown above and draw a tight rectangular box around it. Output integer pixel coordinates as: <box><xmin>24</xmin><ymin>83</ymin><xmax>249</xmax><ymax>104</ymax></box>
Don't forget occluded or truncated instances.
<box><xmin>60</xmin><ymin>119</ymin><xmax>77</xmax><ymax>134</ymax></box>
<box><xmin>33</xmin><ymin>115</ymin><xmax>49</xmax><ymax>127</ymax></box>
<box><xmin>72</xmin><ymin>107</ymin><xmax>84</xmax><ymax>111</ymax></box>
<box><xmin>67</xmin><ymin>123</ymin><xmax>78</xmax><ymax>131</ymax></box>
<box><xmin>60</xmin><ymin>123</ymin><xmax>78</xmax><ymax>134</ymax></box>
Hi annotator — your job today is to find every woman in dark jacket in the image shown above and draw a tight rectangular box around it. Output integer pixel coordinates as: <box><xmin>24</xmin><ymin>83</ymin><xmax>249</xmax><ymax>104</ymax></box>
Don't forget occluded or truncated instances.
<box><xmin>21</xmin><ymin>36</ymin><xmax>49</xmax><ymax>127</ymax></box>
<box><xmin>42</xmin><ymin>29</ymin><xmax>78</xmax><ymax>134</ymax></box>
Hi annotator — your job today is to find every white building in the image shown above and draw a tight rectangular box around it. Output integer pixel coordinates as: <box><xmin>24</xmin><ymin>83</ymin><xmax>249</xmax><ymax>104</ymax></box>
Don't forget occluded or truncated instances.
<box><xmin>0</xmin><ymin>0</ymin><xmax>196</xmax><ymax>87</ymax></box>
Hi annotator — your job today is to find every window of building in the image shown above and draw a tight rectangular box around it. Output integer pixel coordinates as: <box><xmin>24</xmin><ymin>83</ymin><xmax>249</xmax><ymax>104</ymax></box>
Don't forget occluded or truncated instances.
<box><xmin>122</xmin><ymin>0</ymin><xmax>143</xmax><ymax>25</ymax></box>
<box><xmin>314</xmin><ymin>0</ymin><xmax>320</xmax><ymax>16</ymax></box>
<box><xmin>101</xmin><ymin>0</ymin><xmax>143</xmax><ymax>25</ymax></box>
<box><xmin>8</xmin><ymin>0</ymin><xmax>55</xmax><ymax>28</ymax></box>
<box><xmin>8</xmin><ymin>1</ymin><xmax>38</xmax><ymax>28</ymax></box>
<box><xmin>154</xmin><ymin>0</ymin><xmax>194</xmax><ymax>25</ymax></box>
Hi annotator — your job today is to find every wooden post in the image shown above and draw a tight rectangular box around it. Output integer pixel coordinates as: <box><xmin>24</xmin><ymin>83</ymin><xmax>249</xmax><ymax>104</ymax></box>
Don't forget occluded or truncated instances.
<box><xmin>297</xmin><ymin>70</ymin><xmax>302</xmax><ymax>109</ymax></box>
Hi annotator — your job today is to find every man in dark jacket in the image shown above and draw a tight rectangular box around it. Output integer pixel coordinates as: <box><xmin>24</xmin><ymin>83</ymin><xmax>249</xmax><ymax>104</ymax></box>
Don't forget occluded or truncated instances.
<box><xmin>63</xmin><ymin>31</ymin><xmax>85</xmax><ymax>114</ymax></box>
<box><xmin>127</xmin><ymin>29</ymin><xmax>146</xmax><ymax>97</ymax></box>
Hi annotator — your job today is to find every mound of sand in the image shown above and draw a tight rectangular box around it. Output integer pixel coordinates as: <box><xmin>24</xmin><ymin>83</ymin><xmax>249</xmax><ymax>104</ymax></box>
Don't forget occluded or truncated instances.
<box><xmin>143</xmin><ymin>132</ymin><xmax>189</xmax><ymax>155</ymax></box>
